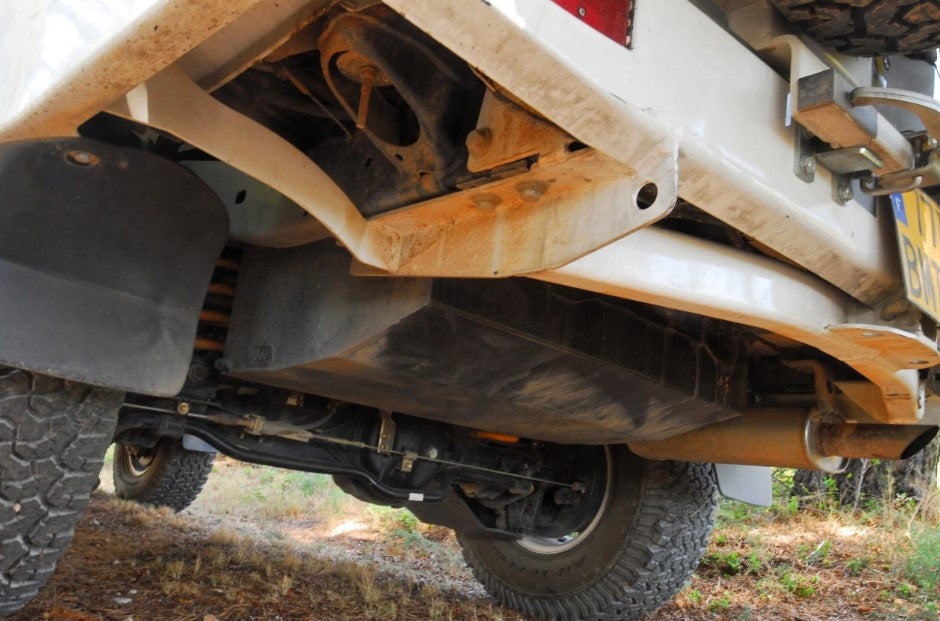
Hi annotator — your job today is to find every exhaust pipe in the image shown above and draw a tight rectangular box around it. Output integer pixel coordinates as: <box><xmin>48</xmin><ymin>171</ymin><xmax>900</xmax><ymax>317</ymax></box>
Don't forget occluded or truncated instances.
<box><xmin>629</xmin><ymin>408</ymin><xmax>938</xmax><ymax>473</ymax></box>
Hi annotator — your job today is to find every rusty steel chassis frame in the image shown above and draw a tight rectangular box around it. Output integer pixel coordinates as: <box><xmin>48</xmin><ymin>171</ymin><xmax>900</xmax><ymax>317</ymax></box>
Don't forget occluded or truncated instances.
<box><xmin>0</xmin><ymin>0</ymin><xmax>937</xmax><ymax>424</ymax></box>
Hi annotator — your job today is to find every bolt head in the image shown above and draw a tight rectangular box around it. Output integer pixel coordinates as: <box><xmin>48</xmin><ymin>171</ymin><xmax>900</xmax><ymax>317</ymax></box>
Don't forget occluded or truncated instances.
<box><xmin>65</xmin><ymin>150</ymin><xmax>99</xmax><ymax>166</ymax></box>
<box><xmin>466</xmin><ymin>128</ymin><xmax>492</xmax><ymax>155</ymax></box>
<box><xmin>838</xmin><ymin>183</ymin><xmax>853</xmax><ymax>202</ymax></box>
<box><xmin>516</xmin><ymin>180</ymin><xmax>548</xmax><ymax>203</ymax></box>
<box><xmin>188</xmin><ymin>363</ymin><xmax>209</xmax><ymax>383</ymax></box>
<box><xmin>472</xmin><ymin>193</ymin><xmax>501</xmax><ymax>211</ymax></box>
<box><xmin>801</xmin><ymin>156</ymin><xmax>816</xmax><ymax>175</ymax></box>
<box><xmin>177</xmin><ymin>402</ymin><xmax>191</xmax><ymax>415</ymax></box>
<box><xmin>426</xmin><ymin>447</ymin><xmax>439</xmax><ymax>459</ymax></box>
<box><xmin>419</xmin><ymin>172</ymin><xmax>437</xmax><ymax>193</ymax></box>
<box><xmin>577</xmin><ymin>6</ymin><xmax>586</xmax><ymax>17</ymax></box>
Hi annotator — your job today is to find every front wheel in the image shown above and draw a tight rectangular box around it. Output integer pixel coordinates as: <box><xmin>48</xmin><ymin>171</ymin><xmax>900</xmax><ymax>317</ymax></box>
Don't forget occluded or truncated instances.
<box><xmin>458</xmin><ymin>446</ymin><xmax>717</xmax><ymax>621</ymax></box>
<box><xmin>113</xmin><ymin>437</ymin><xmax>214</xmax><ymax>512</ymax></box>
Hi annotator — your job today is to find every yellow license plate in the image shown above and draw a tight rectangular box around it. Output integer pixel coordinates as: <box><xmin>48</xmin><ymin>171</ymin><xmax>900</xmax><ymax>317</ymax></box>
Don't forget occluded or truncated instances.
<box><xmin>892</xmin><ymin>190</ymin><xmax>940</xmax><ymax>323</ymax></box>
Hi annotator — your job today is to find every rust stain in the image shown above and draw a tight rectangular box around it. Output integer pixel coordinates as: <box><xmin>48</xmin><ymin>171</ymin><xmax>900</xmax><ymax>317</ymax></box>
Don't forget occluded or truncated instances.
<box><xmin>376</xmin><ymin>149</ymin><xmax>636</xmax><ymax>275</ymax></box>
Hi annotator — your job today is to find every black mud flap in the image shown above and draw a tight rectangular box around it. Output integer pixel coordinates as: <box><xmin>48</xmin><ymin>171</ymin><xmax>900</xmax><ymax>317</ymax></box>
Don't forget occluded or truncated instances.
<box><xmin>0</xmin><ymin>138</ymin><xmax>228</xmax><ymax>395</ymax></box>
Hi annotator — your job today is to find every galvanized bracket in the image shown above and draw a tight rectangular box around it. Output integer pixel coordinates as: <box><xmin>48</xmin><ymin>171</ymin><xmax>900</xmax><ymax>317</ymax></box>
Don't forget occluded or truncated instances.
<box><xmin>793</xmin><ymin>124</ymin><xmax>817</xmax><ymax>183</ymax></box>
<box><xmin>851</xmin><ymin>88</ymin><xmax>940</xmax><ymax>196</ymax></box>
<box><xmin>852</xmin><ymin>87</ymin><xmax>940</xmax><ymax>141</ymax></box>
<box><xmin>794</xmin><ymin>81</ymin><xmax>940</xmax><ymax>197</ymax></box>
<box><xmin>400</xmin><ymin>450</ymin><xmax>418</xmax><ymax>473</ymax></box>
<box><xmin>861</xmin><ymin>150</ymin><xmax>940</xmax><ymax>196</ymax></box>
<box><xmin>377</xmin><ymin>410</ymin><xmax>396</xmax><ymax>454</ymax></box>
<box><xmin>794</xmin><ymin>68</ymin><xmax>912</xmax><ymax>178</ymax></box>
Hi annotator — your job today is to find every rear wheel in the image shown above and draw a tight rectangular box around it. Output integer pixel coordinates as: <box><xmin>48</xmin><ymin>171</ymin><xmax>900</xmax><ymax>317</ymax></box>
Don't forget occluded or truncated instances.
<box><xmin>0</xmin><ymin>367</ymin><xmax>121</xmax><ymax>615</ymax></box>
<box><xmin>458</xmin><ymin>446</ymin><xmax>717</xmax><ymax>621</ymax></box>
<box><xmin>772</xmin><ymin>0</ymin><xmax>940</xmax><ymax>56</ymax></box>
<box><xmin>113</xmin><ymin>437</ymin><xmax>214</xmax><ymax>512</ymax></box>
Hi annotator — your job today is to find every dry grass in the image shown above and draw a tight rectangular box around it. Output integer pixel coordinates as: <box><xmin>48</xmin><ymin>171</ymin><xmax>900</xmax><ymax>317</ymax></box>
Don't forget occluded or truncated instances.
<box><xmin>16</xmin><ymin>457</ymin><xmax>940</xmax><ymax>620</ymax></box>
<box><xmin>10</xmin><ymin>496</ymin><xmax>524</xmax><ymax>621</ymax></box>
<box><xmin>650</xmin><ymin>492</ymin><xmax>940</xmax><ymax>621</ymax></box>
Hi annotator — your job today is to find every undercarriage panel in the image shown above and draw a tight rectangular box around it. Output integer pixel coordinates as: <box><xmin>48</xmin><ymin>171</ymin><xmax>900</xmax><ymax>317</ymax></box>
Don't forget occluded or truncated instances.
<box><xmin>223</xmin><ymin>241</ymin><xmax>748</xmax><ymax>443</ymax></box>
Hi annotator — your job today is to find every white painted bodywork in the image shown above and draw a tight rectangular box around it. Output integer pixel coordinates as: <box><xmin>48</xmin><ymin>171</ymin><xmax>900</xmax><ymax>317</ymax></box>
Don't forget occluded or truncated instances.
<box><xmin>0</xmin><ymin>0</ymin><xmax>263</xmax><ymax>141</ymax></box>
<box><xmin>536</xmin><ymin>228</ymin><xmax>935</xmax><ymax>422</ymax></box>
<box><xmin>386</xmin><ymin>0</ymin><xmax>904</xmax><ymax>307</ymax></box>
<box><xmin>0</xmin><ymin>0</ymin><xmax>937</xmax><ymax>423</ymax></box>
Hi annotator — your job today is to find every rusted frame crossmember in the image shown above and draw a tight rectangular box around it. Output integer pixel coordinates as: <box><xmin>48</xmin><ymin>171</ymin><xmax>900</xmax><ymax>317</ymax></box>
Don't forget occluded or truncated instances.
<box><xmin>107</xmin><ymin>66</ymin><xmax>673</xmax><ymax>277</ymax></box>
<box><xmin>385</xmin><ymin>0</ymin><xmax>904</xmax><ymax>308</ymax></box>
<box><xmin>537</xmin><ymin>227</ymin><xmax>937</xmax><ymax>423</ymax></box>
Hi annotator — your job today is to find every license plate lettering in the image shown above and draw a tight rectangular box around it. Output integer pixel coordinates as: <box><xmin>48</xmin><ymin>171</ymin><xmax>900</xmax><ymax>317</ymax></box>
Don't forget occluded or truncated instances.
<box><xmin>892</xmin><ymin>190</ymin><xmax>940</xmax><ymax>322</ymax></box>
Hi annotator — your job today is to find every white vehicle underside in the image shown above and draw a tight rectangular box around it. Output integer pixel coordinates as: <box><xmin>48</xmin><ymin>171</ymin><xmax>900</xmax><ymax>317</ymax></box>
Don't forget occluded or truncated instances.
<box><xmin>4</xmin><ymin>0</ymin><xmax>939</xmax><ymax>423</ymax></box>
<box><xmin>2</xmin><ymin>1</ymin><xmax>940</xmax><ymax>619</ymax></box>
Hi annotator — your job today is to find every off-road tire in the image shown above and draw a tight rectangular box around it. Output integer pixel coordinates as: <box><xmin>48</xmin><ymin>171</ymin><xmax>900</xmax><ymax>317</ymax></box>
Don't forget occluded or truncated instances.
<box><xmin>0</xmin><ymin>366</ymin><xmax>121</xmax><ymax>615</ymax></box>
<box><xmin>113</xmin><ymin>437</ymin><xmax>214</xmax><ymax>512</ymax></box>
<box><xmin>773</xmin><ymin>0</ymin><xmax>940</xmax><ymax>56</ymax></box>
<box><xmin>458</xmin><ymin>447</ymin><xmax>717</xmax><ymax>621</ymax></box>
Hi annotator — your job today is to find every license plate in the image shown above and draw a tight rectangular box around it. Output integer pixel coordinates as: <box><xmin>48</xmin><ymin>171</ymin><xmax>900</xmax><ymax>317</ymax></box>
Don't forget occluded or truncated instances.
<box><xmin>892</xmin><ymin>190</ymin><xmax>940</xmax><ymax>323</ymax></box>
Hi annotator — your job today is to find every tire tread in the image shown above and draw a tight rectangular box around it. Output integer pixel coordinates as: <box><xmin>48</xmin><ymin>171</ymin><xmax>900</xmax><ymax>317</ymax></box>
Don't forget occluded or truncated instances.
<box><xmin>773</xmin><ymin>0</ymin><xmax>940</xmax><ymax>55</ymax></box>
<box><xmin>113</xmin><ymin>438</ymin><xmax>214</xmax><ymax>512</ymax></box>
<box><xmin>0</xmin><ymin>367</ymin><xmax>120</xmax><ymax>615</ymax></box>
<box><xmin>459</xmin><ymin>459</ymin><xmax>717</xmax><ymax>621</ymax></box>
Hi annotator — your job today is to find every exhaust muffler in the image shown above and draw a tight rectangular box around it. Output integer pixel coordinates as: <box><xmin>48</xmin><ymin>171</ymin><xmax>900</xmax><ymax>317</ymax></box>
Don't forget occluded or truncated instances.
<box><xmin>629</xmin><ymin>408</ymin><xmax>938</xmax><ymax>473</ymax></box>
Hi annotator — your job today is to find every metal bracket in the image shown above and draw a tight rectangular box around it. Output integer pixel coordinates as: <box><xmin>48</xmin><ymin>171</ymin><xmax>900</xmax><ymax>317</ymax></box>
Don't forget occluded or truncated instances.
<box><xmin>852</xmin><ymin>87</ymin><xmax>940</xmax><ymax>141</ymax></box>
<box><xmin>784</xmin><ymin>360</ymin><xmax>838</xmax><ymax>414</ymax></box>
<box><xmin>851</xmin><ymin>87</ymin><xmax>940</xmax><ymax>195</ymax></box>
<box><xmin>794</xmin><ymin>68</ymin><xmax>911</xmax><ymax>177</ymax></box>
<box><xmin>377</xmin><ymin>410</ymin><xmax>396</xmax><ymax>454</ymax></box>
<box><xmin>793</xmin><ymin>124</ymin><xmax>817</xmax><ymax>183</ymax></box>
<box><xmin>155</xmin><ymin>415</ymin><xmax>188</xmax><ymax>438</ymax></box>
<box><xmin>466</xmin><ymin>91</ymin><xmax>574</xmax><ymax>173</ymax></box>
<box><xmin>400</xmin><ymin>450</ymin><xmax>418</xmax><ymax>473</ymax></box>
<box><xmin>182</xmin><ymin>434</ymin><xmax>218</xmax><ymax>453</ymax></box>
<box><xmin>861</xmin><ymin>149</ymin><xmax>940</xmax><ymax>196</ymax></box>
<box><xmin>815</xmin><ymin>147</ymin><xmax>882</xmax><ymax>175</ymax></box>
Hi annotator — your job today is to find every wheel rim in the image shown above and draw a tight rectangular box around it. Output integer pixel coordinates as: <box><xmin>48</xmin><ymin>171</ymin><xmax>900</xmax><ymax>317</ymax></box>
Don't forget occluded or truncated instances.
<box><xmin>515</xmin><ymin>446</ymin><xmax>613</xmax><ymax>555</ymax></box>
<box><xmin>122</xmin><ymin>444</ymin><xmax>157</xmax><ymax>477</ymax></box>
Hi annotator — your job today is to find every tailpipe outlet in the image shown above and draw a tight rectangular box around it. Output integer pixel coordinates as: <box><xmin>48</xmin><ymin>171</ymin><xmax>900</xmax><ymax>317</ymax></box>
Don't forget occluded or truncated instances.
<box><xmin>629</xmin><ymin>408</ymin><xmax>938</xmax><ymax>473</ymax></box>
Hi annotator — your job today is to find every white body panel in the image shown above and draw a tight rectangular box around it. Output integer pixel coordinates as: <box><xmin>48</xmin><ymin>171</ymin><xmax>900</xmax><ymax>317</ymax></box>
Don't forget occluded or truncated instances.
<box><xmin>0</xmin><ymin>0</ymin><xmax>936</xmax><ymax>423</ymax></box>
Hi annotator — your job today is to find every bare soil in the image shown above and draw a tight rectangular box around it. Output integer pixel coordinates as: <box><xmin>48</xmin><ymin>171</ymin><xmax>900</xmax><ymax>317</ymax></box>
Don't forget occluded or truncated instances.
<box><xmin>10</xmin><ymin>495</ymin><xmax>525</xmax><ymax>621</ymax></box>
<box><xmin>8</xmin><ymin>464</ymin><xmax>938</xmax><ymax>621</ymax></box>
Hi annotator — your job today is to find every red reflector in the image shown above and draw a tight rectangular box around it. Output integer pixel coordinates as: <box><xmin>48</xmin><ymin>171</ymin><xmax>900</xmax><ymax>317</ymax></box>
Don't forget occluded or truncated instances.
<box><xmin>552</xmin><ymin>0</ymin><xmax>632</xmax><ymax>46</ymax></box>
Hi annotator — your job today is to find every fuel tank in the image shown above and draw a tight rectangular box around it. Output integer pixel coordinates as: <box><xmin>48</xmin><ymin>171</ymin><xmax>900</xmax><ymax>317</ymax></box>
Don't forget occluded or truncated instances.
<box><xmin>223</xmin><ymin>240</ymin><xmax>747</xmax><ymax>443</ymax></box>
